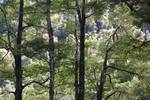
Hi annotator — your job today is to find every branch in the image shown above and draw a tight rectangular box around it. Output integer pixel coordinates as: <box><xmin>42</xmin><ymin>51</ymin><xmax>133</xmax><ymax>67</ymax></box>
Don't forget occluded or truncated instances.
<box><xmin>106</xmin><ymin>74</ymin><xmax>114</xmax><ymax>90</ymax></box>
<box><xmin>22</xmin><ymin>24</ymin><xmax>46</xmax><ymax>30</ymax></box>
<box><xmin>22</xmin><ymin>77</ymin><xmax>49</xmax><ymax>89</ymax></box>
<box><xmin>85</xmin><ymin>0</ymin><xmax>97</xmax><ymax>18</ymax></box>
<box><xmin>104</xmin><ymin>89</ymin><xmax>123</xmax><ymax>100</ymax></box>
<box><xmin>0</xmin><ymin>37</ymin><xmax>7</xmax><ymax>44</ymax></box>
<box><xmin>0</xmin><ymin>6</ymin><xmax>14</xmax><ymax>53</ymax></box>
<box><xmin>85</xmin><ymin>12</ymin><xmax>95</xmax><ymax>18</ymax></box>
<box><xmin>108</xmin><ymin>65</ymin><xmax>140</xmax><ymax>76</ymax></box>
<box><xmin>0</xmin><ymin>50</ymin><xmax>9</xmax><ymax>62</ymax></box>
<box><xmin>103</xmin><ymin>25</ymin><xmax>120</xmax><ymax>54</ymax></box>
<box><xmin>75</xmin><ymin>0</ymin><xmax>82</xmax><ymax>22</ymax></box>
<box><xmin>22</xmin><ymin>20</ymin><xmax>47</xmax><ymax>30</ymax></box>
<box><xmin>6</xmin><ymin>90</ymin><xmax>15</xmax><ymax>95</ymax></box>
<box><xmin>86</xmin><ymin>0</ymin><xmax>97</xmax><ymax>12</ymax></box>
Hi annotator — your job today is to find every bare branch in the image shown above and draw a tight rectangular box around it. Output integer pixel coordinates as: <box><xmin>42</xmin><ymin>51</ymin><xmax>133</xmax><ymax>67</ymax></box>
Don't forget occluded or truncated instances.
<box><xmin>22</xmin><ymin>77</ymin><xmax>49</xmax><ymax>89</ymax></box>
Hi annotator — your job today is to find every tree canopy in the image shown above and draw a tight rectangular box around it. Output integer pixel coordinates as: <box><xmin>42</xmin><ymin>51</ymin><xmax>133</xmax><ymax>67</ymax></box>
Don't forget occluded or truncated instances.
<box><xmin>0</xmin><ymin>0</ymin><xmax>150</xmax><ymax>100</ymax></box>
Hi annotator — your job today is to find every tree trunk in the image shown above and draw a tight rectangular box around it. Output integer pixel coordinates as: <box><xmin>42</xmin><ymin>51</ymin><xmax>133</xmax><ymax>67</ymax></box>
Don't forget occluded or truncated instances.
<box><xmin>46</xmin><ymin>0</ymin><xmax>55</xmax><ymax>100</ymax></box>
<box><xmin>14</xmin><ymin>56</ymin><xmax>23</xmax><ymax>100</ymax></box>
<box><xmin>76</xmin><ymin>0</ymin><xmax>86</xmax><ymax>99</ymax></box>
<box><xmin>78</xmin><ymin>20</ymin><xmax>85</xmax><ymax>100</ymax></box>
<box><xmin>97</xmin><ymin>50</ymin><xmax>109</xmax><ymax>100</ymax></box>
<box><xmin>14</xmin><ymin>0</ymin><xmax>24</xmax><ymax>100</ymax></box>
<box><xmin>74</xmin><ymin>17</ymin><xmax>79</xmax><ymax>100</ymax></box>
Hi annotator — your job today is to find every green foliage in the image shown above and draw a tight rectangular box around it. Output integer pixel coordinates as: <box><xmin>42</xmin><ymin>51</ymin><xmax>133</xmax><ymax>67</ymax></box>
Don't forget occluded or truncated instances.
<box><xmin>131</xmin><ymin>2</ymin><xmax>150</xmax><ymax>25</ymax></box>
<box><xmin>92</xmin><ymin>0</ymin><xmax>109</xmax><ymax>19</ymax></box>
<box><xmin>0</xmin><ymin>0</ymin><xmax>150</xmax><ymax>100</ymax></box>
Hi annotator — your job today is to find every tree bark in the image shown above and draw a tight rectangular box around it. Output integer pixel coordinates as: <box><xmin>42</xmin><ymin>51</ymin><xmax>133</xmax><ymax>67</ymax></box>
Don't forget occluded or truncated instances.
<box><xmin>14</xmin><ymin>0</ymin><xmax>24</xmax><ymax>100</ymax></box>
<box><xmin>46</xmin><ymin>0</ymin><xmax>55</xmax><ymax>100</ymax></box>
<box><xmin>14</xmin><ymin>56</ymin><xmax>23</xmax><ymax>100</ymax></box>
<box><xmin>76</xmin><ymin>0</ymin><xmax>86</xmax><ymax>99</ymax></box>
<box><xmin>78</xmin><ymin>19</ymin><xmax>85</xmax><ymax>100</ymax></box>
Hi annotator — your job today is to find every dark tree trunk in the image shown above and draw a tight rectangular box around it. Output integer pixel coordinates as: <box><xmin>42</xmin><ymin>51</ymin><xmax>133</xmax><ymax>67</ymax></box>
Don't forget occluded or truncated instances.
<box><xmin>74</xmin><ymin>17</ymin><xmax>79</xmax><ymax>100</ymax></box>
<box><xmin>46</xmin><ymin>0</ymin><xmax>55</xmax><ymax>100</ymax></box>
<box><xmin>76</xmin><ymin>0</ymin><xmax>86</xmax><ymax>99</ymax></box>
<box><xmin>97</xmin><ymin>50</ymin><xmax>109</xmax><ymax>100</ymax></box>
<box><xmin>14</xmin><ymin>0</ymin><xmax>24</xmax><ymax>100</ymax></box>
<box><xmin>14</xmin><ymin>56</ymin><xmax>23</xmax><ymax>100</ymax></box>
<box><xmin>78</xmin><ymin>20</ymin><xmax>85</xmax><ymax>100</ymax></box>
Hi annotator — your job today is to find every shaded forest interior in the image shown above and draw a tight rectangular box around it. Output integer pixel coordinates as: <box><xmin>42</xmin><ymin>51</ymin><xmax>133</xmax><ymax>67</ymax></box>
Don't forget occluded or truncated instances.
<box><xmin>0</xmin><ymin>0</ymin><xmax>150</xmax><ymax>100</ymax></box>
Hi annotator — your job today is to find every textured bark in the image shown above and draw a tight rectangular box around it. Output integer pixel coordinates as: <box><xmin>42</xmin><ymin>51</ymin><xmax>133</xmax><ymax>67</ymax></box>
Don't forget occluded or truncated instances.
<box><xmin>46</xmin><ymin>0</ymin><xmax>55</xmax><ymax>100</ymax></box>
<box><xmin>76</xmin><ymin>0</ymin><xmax>86</xmax><ymax>99</ymax></box>
<box><xmin>14</xmin><ymin>0</ymin><xmax>24</xmax><ymax>100</ymax></box>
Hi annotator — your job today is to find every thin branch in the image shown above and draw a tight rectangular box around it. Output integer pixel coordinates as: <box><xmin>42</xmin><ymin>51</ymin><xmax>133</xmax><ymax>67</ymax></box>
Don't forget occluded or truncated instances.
<box><xmin>0</xmin><ymin>6</ymin><xmax>15</xmax><ymax>54</ymax></box>
<box><xmin>106</xmin><ymin>25</ymin><xmax>120</xmax><ymax>43</ymax></box>
<box><xmin>1</xmin><ymin>50</ymin><xmax>9</xmax><ymax>62</ymax></box>
<box><xmin>104</xmin><ymin>89</ymin><xmax>123</xmax><ymax>100</ymax></box>
<box><xmin>86</xmin><ymin>0</ymin><xmax>97</xmax><ymax>12</ymax></box>
<box><xmin>85</xmin><ymin>12</ymin><xmax>95</xmax><ymax>18</ymax></box>
<box><xmin>22</xmin><ymin>22</ymin><xmax>47</xmax><ymax>30</ymax></box>
<box><xmin>22</xmin><ymin>77</ymin><xmax>49</xmax><ymax>89</ymax></box>
<box><xmin>6</xmin><ymin>90</ymin><xmax>15</xmax><ymax>95</ymax></box>
<box><xmin>108</xmin><ymin>65</ymin><xmax>140</xmax><ymax>76</ymax></box>
<box><xmin>106</xmin><ymin>74</ymin><xmax>114</xmax><ymax>90</ymax></box>
<box><xmin>76</xmin><ymin>0</ymin><xmax>82</xmax><ymax>22</ymax></box>
<box><xmin>0</xmin><ymin>37</ymin><xmax>7</xmax><ymax>44</ymax></box>
<box><xmin>85</xmin><ymin>0</ymin><xmax>98</xmax><ymax>18</ymax></box>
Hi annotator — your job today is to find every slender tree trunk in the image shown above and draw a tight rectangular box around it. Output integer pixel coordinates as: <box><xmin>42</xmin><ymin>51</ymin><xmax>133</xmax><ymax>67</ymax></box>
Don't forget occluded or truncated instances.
<box><xmin>14</xmin><ymin>0</ymin><xmax>24</xmax><ymax>100</ymax></box>
<box><xmin>74</xmin><ymin>16</ymin><xmax>79</xmax><ymax>100</ymax></box>
<box><xmin>76</xmin><ymin>0</ymin><xmax>86</xmax><ymax>100</ymax></box>
<box><xmin>76</xmin><ymin>0</ymin><xmax>86</xmax><ymax>99</ymax></box>
<box><xmin>97</xmin><ymin>50</ymin><xmax>109</xmax><ymax>100</ymax></box>
<box><xmin>46</xmin><ymin>0</ymin><xmax>55</xmax><ymax>100</ymax></box>
<box><xmin>14</xmin><ymin>56</ymin><xmax>23</xmax><ymax>100</ymax></box>
<box><xmin>78</xmin><ymin>20</ymin><xmax>85</xmax><ymax>100</ymax></box>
